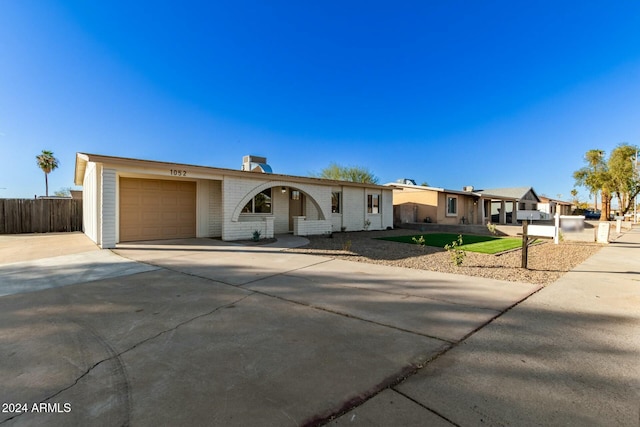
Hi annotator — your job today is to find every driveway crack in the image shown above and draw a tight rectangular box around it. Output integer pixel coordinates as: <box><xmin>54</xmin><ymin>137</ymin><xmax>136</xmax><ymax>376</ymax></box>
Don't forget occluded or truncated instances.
<box><xmin>309</xmin><ymin>285</ymin><xmax>545</xmax><ymax>426</ymax></box>
<box><xmin>0</xmin><ymin>293</ymin><xmax>253</xmax><ymax>425</ymax></box>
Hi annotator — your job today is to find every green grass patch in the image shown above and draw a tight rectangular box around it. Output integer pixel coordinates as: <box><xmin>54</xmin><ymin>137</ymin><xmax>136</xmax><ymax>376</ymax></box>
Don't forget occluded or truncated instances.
<box><xmin>378</xmin><ymin>233</ymin><xmax>523</xmax><ymax>255</ymax></box>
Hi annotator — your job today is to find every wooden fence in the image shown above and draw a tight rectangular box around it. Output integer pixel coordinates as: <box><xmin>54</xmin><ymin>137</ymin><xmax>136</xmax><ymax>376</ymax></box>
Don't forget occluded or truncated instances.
<box><xmin>0</xmin><ymin>199</ymin><xmax>83</xmax><ymax>234</ymax></box>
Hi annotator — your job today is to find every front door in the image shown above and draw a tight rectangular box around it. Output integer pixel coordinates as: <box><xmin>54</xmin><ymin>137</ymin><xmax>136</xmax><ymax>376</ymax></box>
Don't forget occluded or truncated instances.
<box><xmin>289</xmin><ymin>189</ymin><xmax>304</xmax><ymax>231</ymax></box>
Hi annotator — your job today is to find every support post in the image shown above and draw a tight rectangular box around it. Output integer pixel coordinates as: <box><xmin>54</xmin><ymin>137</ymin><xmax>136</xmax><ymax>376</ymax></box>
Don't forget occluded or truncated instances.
<box><xmin>554</xmin><ymin>212</ymin><xmax>560</xmax><ymax>244</ymax></box>
<box><xmin>521</xmin><ymin>220</ymin><xmax>529</xmax><ymax>269</ymax></box>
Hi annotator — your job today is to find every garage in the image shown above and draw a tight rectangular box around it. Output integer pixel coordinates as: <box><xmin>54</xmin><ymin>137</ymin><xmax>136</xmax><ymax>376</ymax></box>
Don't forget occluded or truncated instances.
<box><xmin>119</xmin><ymin>178</ymin><xmax>196</xmax><ymax>242</ymax></box>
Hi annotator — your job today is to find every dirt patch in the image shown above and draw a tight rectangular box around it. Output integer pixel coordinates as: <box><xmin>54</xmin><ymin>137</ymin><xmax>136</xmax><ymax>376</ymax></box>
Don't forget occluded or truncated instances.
<box><xmin>287</xmin><ymin>229</ymin><xmax>602</xmax><ymax>285</ymax></box>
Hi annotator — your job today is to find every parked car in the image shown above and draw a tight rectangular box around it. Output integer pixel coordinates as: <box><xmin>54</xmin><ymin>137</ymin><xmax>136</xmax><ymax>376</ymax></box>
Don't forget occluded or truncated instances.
<box><xmin>584</xmin><ymin>210</ymin><xmax>601</xmax><ymax>220</ymax></box>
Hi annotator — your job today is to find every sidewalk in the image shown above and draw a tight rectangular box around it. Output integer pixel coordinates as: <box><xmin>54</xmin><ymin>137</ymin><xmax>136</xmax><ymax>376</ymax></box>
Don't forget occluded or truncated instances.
<box><xmin>333</xmin><ymin>227</ymin><xmax>640</xmax><ymax>426</ymax></box>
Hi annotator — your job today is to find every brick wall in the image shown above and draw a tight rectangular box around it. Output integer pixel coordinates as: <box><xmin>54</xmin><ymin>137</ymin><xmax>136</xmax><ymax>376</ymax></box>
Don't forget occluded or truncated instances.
<box><xmin>209</xmin><ymin>180</ymin><xmax>222</xmax><ymax>237</ymax></box>
<box><xmin>293</xmin><ymin>217</ymin><xmax>332</xmax><ymax>236</ymax></box>
<box><xmin>342</xmin><ymin>186</ymin><xmax>365</xmax><ymax>231</ymax></box>
<box><xmin>273</xmin><ymin>188</ymin><xmax>289</xmax><ymax>234</ymax></box>
<box><xmin>222</xmin><ymin>176</ymin><xmax>332</xmax><ymax>240</ymax></box>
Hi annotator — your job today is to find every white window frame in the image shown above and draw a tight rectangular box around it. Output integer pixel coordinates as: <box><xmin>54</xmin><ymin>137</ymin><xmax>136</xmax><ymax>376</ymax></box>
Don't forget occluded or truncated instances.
<box><xmin>241</xmin><ymin>188</ymin><xmax>273</xmax><ymax>214</ymax></box>
<box><xmin>446</xmin><ymin>195</ymin><xmax>458</xmax><ymax>217</ymax></box>
<box><xmin>331</xmin><ymin>191</ymin><xmax>341</xmax><ymax>214</ymax></box>
<box><xmin>367</xmin><ymin>194</ymin><xmax>380</xmax><ymax>214</ymax></box>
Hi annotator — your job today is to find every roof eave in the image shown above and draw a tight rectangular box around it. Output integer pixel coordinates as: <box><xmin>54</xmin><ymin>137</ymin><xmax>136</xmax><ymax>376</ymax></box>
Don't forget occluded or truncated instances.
<box><xmin>74</xmin><ymin>152</ymin><xmax>390</xmax><ymax>190</ymax></box>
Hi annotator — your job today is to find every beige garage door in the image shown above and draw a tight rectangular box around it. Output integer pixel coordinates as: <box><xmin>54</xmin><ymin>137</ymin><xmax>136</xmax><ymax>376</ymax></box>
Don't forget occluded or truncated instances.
<box><xmin>120</xmin><ymin>178</ymin><xmax>196</xmax><ymax>242</ymax></box>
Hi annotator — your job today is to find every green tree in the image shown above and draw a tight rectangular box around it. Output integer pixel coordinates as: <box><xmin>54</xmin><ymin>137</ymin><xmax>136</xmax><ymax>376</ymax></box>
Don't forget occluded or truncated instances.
<box><xmin>35</xmin><ymin>150</ymin><xmax>60</xmax><ymax>197</ymax></box>
<box><xmin>315</xmin><ymin>162</ymin><xmax>379</xmax><ymax>184</ymax></box>
<box><xmin>607</xmin><ymin>143</ymin><xmax>640</xmax><ymax>214</ymax></box>
<box><xmin>54</xmin><ymin>187</ymin><xmax>72</xmax><ymax>197</ymax></box>
<box><xmin>573</xmin><ymin>149</ymin><xmax>611</xmax><ymax>220</ymax></box>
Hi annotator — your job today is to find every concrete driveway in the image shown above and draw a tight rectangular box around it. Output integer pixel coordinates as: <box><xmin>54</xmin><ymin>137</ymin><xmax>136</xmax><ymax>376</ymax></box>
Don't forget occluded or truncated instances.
<box><xmin>1</xmin><ymin>233</ymin><xmax>542</xmax><ymax>426</ymax></box>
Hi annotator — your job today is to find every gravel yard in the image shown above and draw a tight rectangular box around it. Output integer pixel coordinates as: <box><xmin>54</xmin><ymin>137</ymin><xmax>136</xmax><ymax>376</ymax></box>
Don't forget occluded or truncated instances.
<box><xmin>288</xmin><ymin>229</ymin><xmax>602</xmax><ymax>285</ymax></box>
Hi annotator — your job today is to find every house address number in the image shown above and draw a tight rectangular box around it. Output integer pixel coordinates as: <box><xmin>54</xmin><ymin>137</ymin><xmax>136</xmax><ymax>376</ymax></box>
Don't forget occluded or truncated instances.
<box><xmin>170</xmin><ymin>169</ymin><xmax>187</xmax><ymax>177</ymax></box>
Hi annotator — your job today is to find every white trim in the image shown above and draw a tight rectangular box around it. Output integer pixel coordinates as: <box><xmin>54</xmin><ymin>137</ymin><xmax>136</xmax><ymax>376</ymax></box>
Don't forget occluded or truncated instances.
<box><xmin>446</xmin><ymin>195</ymin><xmax>458</xmax><ymax>217</ymax></box>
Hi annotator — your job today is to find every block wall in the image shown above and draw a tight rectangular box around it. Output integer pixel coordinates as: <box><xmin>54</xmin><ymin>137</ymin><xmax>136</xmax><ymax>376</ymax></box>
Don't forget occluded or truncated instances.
<box><xmin>342</xmin><ymin>187</ymin><xmax>365</xmax><ymax>231</ymax></box>
<box><xmin>209</xmin><ymin>180</ymin><xmax>223</xmax><ymax>237</ymax></box>
<box><xmin>273</xmin><ymin>189</ymin><xmax>289</xmax><ymax>234</ymax></box>
<box><xmin>293</xmin><ymin>217</ymin><xmax>332</xmax><ymax>236</ymax></box>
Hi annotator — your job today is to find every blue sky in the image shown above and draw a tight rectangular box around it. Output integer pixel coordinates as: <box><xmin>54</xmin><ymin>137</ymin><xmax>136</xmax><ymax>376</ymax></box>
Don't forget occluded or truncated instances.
<box><xmin>1</xmin><ymin>1</ymin><xmax>639</xmax><ymax>201</ymax></box>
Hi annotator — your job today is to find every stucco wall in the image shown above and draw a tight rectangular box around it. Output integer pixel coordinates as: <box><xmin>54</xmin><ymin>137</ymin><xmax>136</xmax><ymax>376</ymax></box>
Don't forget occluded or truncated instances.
<box><xmin>437</xmin><ymin>193</ymin><xmax>477</xmax><ymax>225</ymax></box>
<box><xmin>393</xmin><ymin>188</ymin><xmax>438</xmax><ymax>223</ymax></box>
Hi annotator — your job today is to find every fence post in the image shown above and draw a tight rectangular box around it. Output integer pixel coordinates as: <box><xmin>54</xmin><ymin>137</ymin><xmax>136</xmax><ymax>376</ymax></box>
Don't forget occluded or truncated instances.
<box><xmin>521</xmin><ymin>220</ymin><xmax>528</xmax><ymax>269</ymax></box>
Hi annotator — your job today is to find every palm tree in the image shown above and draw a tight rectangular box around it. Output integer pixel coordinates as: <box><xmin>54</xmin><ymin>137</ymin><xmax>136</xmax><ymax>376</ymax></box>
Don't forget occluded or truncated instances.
<box><xmin>36</xmin><ymin>150</ymin><xmax>60</xmax><ymax>197</ymax></box>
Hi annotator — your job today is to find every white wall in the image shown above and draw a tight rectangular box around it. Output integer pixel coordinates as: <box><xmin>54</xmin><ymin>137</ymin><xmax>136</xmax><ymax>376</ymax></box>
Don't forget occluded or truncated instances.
<box><xmin>101</xmin><ymin>168</ymin><xmax>117</xmax><ymax>249</ymax></box>
<box><xmin>305</xmin><ymin>196</ymin><xmax>320</xmax><ymax>220</ymax></box>
<box><xmin>381</xmin><ymin>189</ymin><xmax>393</xmax><ymax>229</ymax></box>
<box><xmin>196</xmin><ymin>180</ymin><xmax>210</xmax><ymax>238</ymax></box>
<box><xmin>273</xmin><ymin>188</ymin><xmax>289</xmax><ymax>234</ymax></box>
<box><xmin>365</xmin><ymin>189</ymin><xmax>382</xmax><ymax>230</ymax></box>
<box><xmin>82</xmin><ymin>162</ymin><xmax>100</xmax><ymax>244</ymax></box>
<box><xmin>343</xmin><ymin>187</ymin><xmax>365</xmax><ymax>231</ymax></box>
<box><xmin>81</xmin><ymin>157</ymin><xmax>393</xmax><ymax>243</ymax></box>
<box><xmin>293</xmin><ymin>217</ymin><xmax>332</xmax><ymax>236</ymax></box>
<box><xmin>222</xmin><ymin>176</ymin><xmax>332</xmax><ymax>240</ymax></box>
<box><xmin>209</xmin><ymin>180</ymin><xmax>222</xmax><ymax>237</ymax></box>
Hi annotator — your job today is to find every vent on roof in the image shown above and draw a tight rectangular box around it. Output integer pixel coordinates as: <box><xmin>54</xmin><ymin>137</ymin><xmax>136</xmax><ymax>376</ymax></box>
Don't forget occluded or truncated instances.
<box><xmin>463</xmin><ymin>186</ymin><xmax>474</xmax><ymax>192</ymax></box>
<box><xmin>242</xmin><ymin>155</ymin><xmax>272</xmax><ymax>173</ymax></box>
<box><xmin>396</xmin><ymin>178</ymin><xmax>417</xmax><ymax>185</ymax></box>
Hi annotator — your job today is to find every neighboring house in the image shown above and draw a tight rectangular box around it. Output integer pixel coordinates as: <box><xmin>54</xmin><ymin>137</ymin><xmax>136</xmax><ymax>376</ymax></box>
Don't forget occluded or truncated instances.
<box><xmin>475</xmin><ymin>187</ymin><xmax>542</xmax><ymax>221</ymax></box>
<box><xmin>538</xmin><ymin>196</ymin><xmax>572</xmax><ymax>216</ymax></box>
<box><xmin>386</xmin><ymin>183</ymin><xmax>519</xmax><ymax>226</ymax></box>
<box><xmin>74</xmin><ymin>153</ymin><xmax>393</xmax><ymax>248</ymax></box>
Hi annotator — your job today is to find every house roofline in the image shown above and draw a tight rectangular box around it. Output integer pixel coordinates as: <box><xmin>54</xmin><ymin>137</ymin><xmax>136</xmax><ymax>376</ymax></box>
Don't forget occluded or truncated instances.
<box><xmin>74</xmin><ymin>152</ymin><xmax>390</xmax><ymax>189</ymax></box>
<box><xmin>385</xmin><ymin>182</ymin><xmax>518</xmax><ymax>201</ymax></box>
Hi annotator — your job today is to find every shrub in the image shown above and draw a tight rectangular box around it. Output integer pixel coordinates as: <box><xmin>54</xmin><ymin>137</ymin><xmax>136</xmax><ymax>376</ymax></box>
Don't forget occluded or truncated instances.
<box><xmin>252</xmin><ymin>230</ymin><xmax>261</xmax><ymax>242</ymax></box>
<box><xmin>487</xmin><ymin>222</ymin><xmax>497</xmax><ymax>235</ymax></box>
<box><xmin>444</xmin><ymin>234</ymin><xmax>466</xmax><ymax>267</ymax></box>
<box><xmin>412</xmin><ymin>235</ymin><xmax>426</xmax><ymax>247</ymax></box>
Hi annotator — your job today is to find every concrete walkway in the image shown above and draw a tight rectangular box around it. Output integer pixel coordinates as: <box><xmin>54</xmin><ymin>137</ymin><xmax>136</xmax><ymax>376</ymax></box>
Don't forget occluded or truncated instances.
<box><xmin>0</xmin><ymin>233</ymin><xmax>158</xmax><ymax>297</ymax></box>
<box><xmin>0</xmin><ymin>230</ymin><xmax>637</xmax><ymax>426</ymax></box>
<box><xmin>332</xmin><ymin>227</ymin><xmax>640</xmax><ymax>426</ymax></box>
